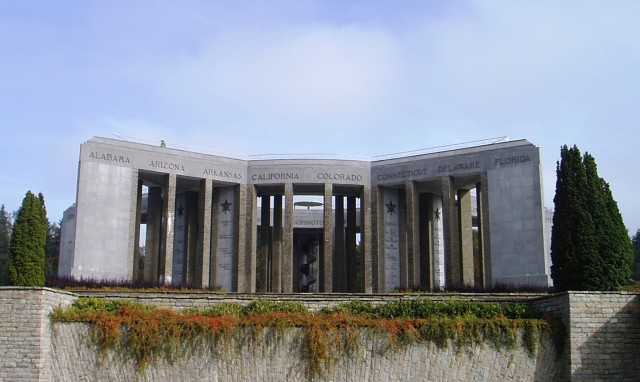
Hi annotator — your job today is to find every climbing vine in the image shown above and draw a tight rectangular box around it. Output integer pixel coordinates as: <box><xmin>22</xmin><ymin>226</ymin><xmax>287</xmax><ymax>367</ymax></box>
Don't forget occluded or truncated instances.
<box><xmin>51</xmin><ymin>298</ymin><xmax>559</xmax><ymax>379</ymax></box>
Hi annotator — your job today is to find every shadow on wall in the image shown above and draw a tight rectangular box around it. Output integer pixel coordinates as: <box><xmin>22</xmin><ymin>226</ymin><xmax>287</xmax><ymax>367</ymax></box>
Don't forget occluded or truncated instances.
<box><xmin>530</xmin><ymin>331</ymin><xmax>568</xmax><ymax>381</ymax></box>
<box><xmin>528</xmin><ymin>293</ymin><xmax>571</xmax><ymax>381</ymax></box>
<box><xmin>533</xmin><ymin>332</ymin><xmax>569</xmax><ymax>382</ymax></box>
<box><xmin>572</xmin><ymin>295</ymin><xmax>640</xmax><ymax>381</ymax></box>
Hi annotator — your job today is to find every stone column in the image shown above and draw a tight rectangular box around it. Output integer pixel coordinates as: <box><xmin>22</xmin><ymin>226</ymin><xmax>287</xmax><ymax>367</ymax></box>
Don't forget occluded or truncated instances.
<box><xmin>419</xmin><ymin>193</ymin><xmax>432</xmax><ymax>290</ymax></box>
<box><xmin>198</xmin><ymin>179</ymin><xmax>213</xmax><ymax>288</ymax></box>
<box><xmin>432</xmin><ymin>194</ymin><xmax>446</xmax><ymax>290</ymax></box>
<box><xmin>185</xmin><ymin>191</ymin><xmax>199</xmax><ymax>286</ymax></box>
<box><xmin>404</xmin><ymin>181</ymin><xmax>420</xmax><ymax>288</ymax></box>
<box><xmin>237</xmin><ymin>184</ymin><xmax>256</xmax><ymax>293</ymax></box>
<box><xmin>382</xmin><ymin>188</ymin><xmax>401</xmax><ymax>292</ymax></box>
<box><xmin>374</xmin><ymin>186</ymin><xmax>385</xmax><ymax>293</ymax></box>
<box><xmin>398</xmin><ymin>189</ymin><xmax>408</xmax><ymax>290</ymax></box>
<box><xmin>346</xmin><ymin>196</ymin><xmax>358</xmax><ymax>292</ymax></box>
<box><xmin>478</xmin><ymin>174</ymin><xmax>492</xmax><ymax>288</ymax></box>
<box><xmin>282</xmin><ymin>183</ymin><xmax>294</xmax><ymax>293</ymax></box>
<box><xmin>361</xmin><ymin>185</ymin><xmax>373</xmax><ymax>293</ymax></box>
<box><xmin>131</xmin><ymin>175</ymin><xmax>143</xmax><ymax>282</ymax></box>
<box><xmin>458</xmin><ymin>188</ymin><xmax>474</xmax><ymax>286</ymax></box>
<box><xmin>441</xmin><ymin>176</ymin><xmax>459</xmax><ymax>288</ymax></box>
<box><xmin>210</xmin><ymin>188</ymin><xmax>220</xmax><ymax>289</ymax></box>
<box><xmin>211</xmin><ymin>187</ymin><xmax>237</xmax><ymax>292</ymax></box>
<box><xmin>161</xmin><ymin>173</ymin><xmax>177</xmax><ymax>285</ymax></box>
<box><xmin>334</xmin><ymin>196</ymin><xmax>346</xmax><ymax>292</ymax></box>
<box><xmin>144</xmin><ymin>186</ymin><xmax>162</xmax><ymax>283</ymax></box>
<box><xmin>322</xmin><ymin>183</ymin><xmax>334</xmax><ymax>293</ymax></box>
<box><xmin>271</xmin><ymin>195</ymin><xmax>283</xmax><ymax>293</ymax></box>
<box><xmin>258</xmin><ymin>195</ymin><xmax>271</xmax><ymax>292</ymax></box>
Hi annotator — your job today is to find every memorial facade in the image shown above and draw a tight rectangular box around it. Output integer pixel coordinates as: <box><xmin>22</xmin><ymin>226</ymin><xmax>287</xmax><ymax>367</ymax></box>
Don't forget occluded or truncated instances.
<box><xmin>59</xmin><ymin>137</ymin><xmax>550</xmax><ymax>292</ymax></box>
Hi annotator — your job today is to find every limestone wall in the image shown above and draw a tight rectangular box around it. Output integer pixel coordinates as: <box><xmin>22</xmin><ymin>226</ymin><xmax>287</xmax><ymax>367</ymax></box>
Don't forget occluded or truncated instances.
<box><xmin>529</xmin><ymin>291</ymin><xmax>640</xmax><ymax>381</ymax></box>
<box><xmin>49</xmin><ymin>323</ymin><xmax>561</xmax><ymax>382</ymax></box>
<box><xmin>566</xmin><ymin>292</ymin><xmax>640</xmax><ymax>381</ymax></box>
<box><xmin>1</xmin><ymin>288</ymin><xmax>639</xmax><ymax>381</ymax></box>
<box><xmin>0</xmin><ymin>288</ymin><xmax>75</xmax><ymax>381</ymax></box>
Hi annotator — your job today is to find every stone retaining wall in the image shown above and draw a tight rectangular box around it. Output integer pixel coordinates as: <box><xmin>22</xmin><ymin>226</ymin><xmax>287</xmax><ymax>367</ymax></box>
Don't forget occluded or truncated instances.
<box><xmin>1</xmin><ymin>287</ymin><xmax>639</xmax><ymax>381</ymax></box>
<box><xmin>565</xmin><ymin>292</ymin><xmax>640</xmax><ymax>381</ymax></box>
<box><xmin>0</xmin><ymin>288</ymin><xmax>75</xmax><ymax>381</ymax></box>
<box><xmin>49</xmin><ymin>323</ymin><xmax>562</xmax><ymax>382</ymax></box>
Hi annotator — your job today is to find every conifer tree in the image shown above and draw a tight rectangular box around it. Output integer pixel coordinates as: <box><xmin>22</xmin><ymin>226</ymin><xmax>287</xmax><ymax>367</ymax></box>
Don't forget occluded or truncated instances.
<box><xmin>8</xmin><ymin>191</ymin><xmax>47</xmax><ymax>286</ymax></box>
<box><xmin>0</xmin><ymin>204</ymin><xmax>12</xmax><ymax>285</ymax></box>
<box><xmin>45</xmin><ymin>220</ymin><xmax>61</xmax><ymax>278</ymax></box>
<box><xmin>551</xmin><ymin>146</ymin><xmax>633</xmax><ymax>290</ymax></box>
<box><xmin>632</xmin><ymin>230</ymin><xmax>640</xmax><ymax>281</ymax></box>
<box><xmin>551</xmin><ymin>145</ymin><xmax>598</xmax><ymax>290</ymax></box>
<box><xmin>583</xmin><ymin>153</ymin><xmax>633</xmax><ymax>289</ymax></box>
<box><xmin>600</xmin><ymin>181</ymin><xmax>634</xmax><ymax>286</ymax></box>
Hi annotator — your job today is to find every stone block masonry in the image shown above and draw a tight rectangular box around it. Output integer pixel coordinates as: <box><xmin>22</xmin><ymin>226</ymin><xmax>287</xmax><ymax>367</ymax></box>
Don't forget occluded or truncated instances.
<box><xmin>0</xmin><ymin>288</ymin><xmax>75</xmax><ymax>381</ymax></box>
<box><xmin>1</xmin><ymin>288</ymin><xmax>639</xmax><ymax>381</ymax></box>
<box><xmin>530</xmin><ymin>291</ymin><xmax>640</xmax><ymax>381</ymax></box>
<box><xmin>49</xmin><ymin>324</ymin><xmax>562</xmax><ymax>381</ymax></box>
<box><xmin>567</xmin><ymin>292</ymin><xmax>640</xmax><ymax>381</ymax></box>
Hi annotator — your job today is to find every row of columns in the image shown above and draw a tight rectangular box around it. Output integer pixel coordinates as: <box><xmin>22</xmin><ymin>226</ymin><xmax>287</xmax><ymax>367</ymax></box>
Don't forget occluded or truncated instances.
<box><xmin>133</xmin><ymin>174</ymin><xmax>237</xmax><ymax>289</ymax></box>
<box><xmin>442</xmin><ymin>175</ymin><xmax>492</xmax><ymax>288</ymax></box>
<box><xmin>256</xmin><ymin>184</ymin><xmax>372</xmax><ymax>293</ymax></box>
<box><xmin>129</xmin><ymin>173</ymin><xmax>487</xmax><ymax>293</ymax></box>
<box><xmin>372</xmin><ymin>176</ymin><xmax>491</xmax><ymax>292</ymax></box>
<box><xmin>132</xmin><ymin>176</ymin><xmax>374</xmax><ymax>293</ymax></box>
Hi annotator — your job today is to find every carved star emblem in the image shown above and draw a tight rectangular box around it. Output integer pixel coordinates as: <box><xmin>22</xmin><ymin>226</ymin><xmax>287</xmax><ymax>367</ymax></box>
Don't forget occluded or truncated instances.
<box><xmin>177</xmin><ymin>204</ymin><xmax>184</xmax><ymax>217</ymax></box>
<box><xmin>221</xmin><ymin>199</ymin><xmax>232</xmax><ymax>214</ymax></box>
<box><xmin>434</xmin><ymin>208</ymin><xmax>441</xmax><ymax>222</ymax></box>
<box><xmin>386</xmin><ymin>201</ymin><xmax>397</xmax><ymax>215</ymax></box>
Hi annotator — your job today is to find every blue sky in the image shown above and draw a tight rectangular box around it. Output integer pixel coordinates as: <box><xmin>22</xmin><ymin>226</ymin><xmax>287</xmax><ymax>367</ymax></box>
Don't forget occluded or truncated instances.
<box><xmin>1</xmin><ymin>1</ymin><xmax>639</xmax><ymax>233</ymax></box>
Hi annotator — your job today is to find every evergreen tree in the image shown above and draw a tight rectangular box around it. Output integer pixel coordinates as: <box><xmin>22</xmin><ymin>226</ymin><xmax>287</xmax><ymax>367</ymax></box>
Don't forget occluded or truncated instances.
<box><xmin>551</xmin><ymin>145</ymin><xmax>598</xmax><ymax>290</ymax></box>
<box><xmin>45</xmin><ymin>220</ymin><xmax>61</xmax><ymax>278</ymax></box>
<box><xmin>632</xmin><ymin>230</ymin><xmax>640</xmax><ymax>281</ymax></box>
<box><xmin>8</xmin><ymin>192</ymin><xmax>47</xmax><ymax>286</ymax></box>
<box><xmin>551</xmin><ymin>146</ymin><xmax>633</xmax><ymax>290</ymax></box>
<box><xmin>583</xmin><ymin>153</ymin><xmax>633</xmax><ymax>289</ymax></box>
<box><xmin>602</xmin><ymin>181</ymin><xmax>634</xmax><ymax>286</ymax></box>
<box><xmin>0</xmin><ymin>205</ymin><xmax>12</xmax><ymax>285</ymax></box>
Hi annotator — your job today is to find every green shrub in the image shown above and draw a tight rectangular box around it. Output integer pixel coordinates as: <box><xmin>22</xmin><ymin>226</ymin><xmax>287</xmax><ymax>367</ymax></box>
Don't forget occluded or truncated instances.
<box><xmin>372</xmin><ymin>299</ymin><xmax>535</xmax><ymax>319</ymax></box>
<box><xmin>51</xmin><ymin>298</ymin><xmax>153</xmax><ymax>322</ymax></box>
<box><xmin>322</xmin><ymin>300</ymin><xmax>374</xmax><ymax>315</ymax></box>
<box><xmin>184</xmin><ymin>302</ymin><xmax>245</xmax><ymax>317</ymax></box>
<box><xmin>244</xmin><ymin>299</ymin><xmax>308</xmax><ymax>315</ymax></box>
<box><xmin>71</xmin><ymin>297</ymin><xmax>130</xmax><ymax>312</ymax></box>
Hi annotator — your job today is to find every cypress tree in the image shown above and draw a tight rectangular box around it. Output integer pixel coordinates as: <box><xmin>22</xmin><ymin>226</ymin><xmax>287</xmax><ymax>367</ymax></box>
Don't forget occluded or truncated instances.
<box><xmin>0</xmin><ymin>205</ymin><xmax>12</xmax><ymax>285</ymax></box>
<box><xmin>45</xmin><ymin>220</ymin><xmax>61</xmax><ymax>278</ymax></box>
<box><xmin>551</xmin><ymin>146</ymin><xmax>633</xmax><ymax>291</ymax></box>
<box><xmin>632</xmin><ymin>230</ymin><xmax>640</xmax><ymax>281</ymax></box>
<box><xmin>8</xmin><ymin>191</ymin><xmax>47</xmax><ymax>286</ymax></box>
<box><xmin>582</xmin><ymin>153</ymin><xmax>612</xmax><ymax>289</ymax></box>
<box><xmin>600</xmin><ymin>181</ymin><xmax>634</xmax><ymax>287</ymax></box>
<box><xmin>550</xmin><ymin>145</ymin><xmax>598</xmax><ymax>291</ymax></box>
<box><xmin>583</xmin><ymin>153</ymin><xmax>633</xmax><ymax>289</ymax></box>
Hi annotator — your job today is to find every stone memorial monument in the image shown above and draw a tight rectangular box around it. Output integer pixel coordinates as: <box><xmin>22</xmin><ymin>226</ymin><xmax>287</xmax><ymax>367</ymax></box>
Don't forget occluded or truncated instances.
<box><xmin>59</xmin><ymin>136</ymin><xmax>550</xmax><ymax>292</ymax></box>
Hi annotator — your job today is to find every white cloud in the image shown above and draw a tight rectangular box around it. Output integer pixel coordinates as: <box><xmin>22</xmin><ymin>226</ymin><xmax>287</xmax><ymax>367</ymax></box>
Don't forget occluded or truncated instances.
<box><xmin>126</xmin><ymin>24</ymin><xmax>406</xmax><ymax>145</ymax></box>
<box><xmin>3</xmin><ymin>1</ymin><xmax>640</xmax><ymax>229</ymax></box>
